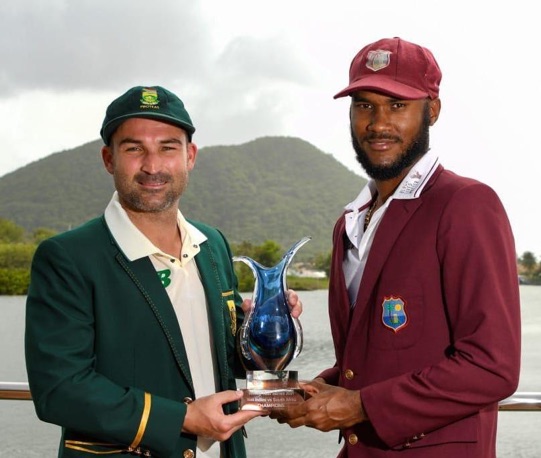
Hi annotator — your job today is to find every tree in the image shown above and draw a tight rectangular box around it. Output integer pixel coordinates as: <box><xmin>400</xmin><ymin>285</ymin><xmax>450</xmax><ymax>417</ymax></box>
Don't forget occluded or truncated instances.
<box><xmin>0</xmin><ymin>218</ymin><xmax>25</xmax><ymax>243</ymax></box>
<box><xmin>518</xmin><ymin>251</ymin><xmax>538</xmax><ymax>277</ymax></box>
<box><xmin>313</xmin><ymin>251</ymin><xmax>331</xmax><ymax>277</ymax></box>
<box><xmin>32</xmin><ymin>227</ymin><xmax>57</xmax><ymax>244</ymax></box>
<box><xmin>254</xmin><ymin>240</ymin><xmax>282</xmax><ymax>267</ymax></box>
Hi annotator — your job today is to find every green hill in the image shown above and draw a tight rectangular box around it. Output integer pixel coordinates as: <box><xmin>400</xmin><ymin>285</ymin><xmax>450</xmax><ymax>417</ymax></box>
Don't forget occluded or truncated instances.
<box><xmin>0</xmin><ymin>136</ymin><xmax>366</xmax><ymax>258</ymax></box>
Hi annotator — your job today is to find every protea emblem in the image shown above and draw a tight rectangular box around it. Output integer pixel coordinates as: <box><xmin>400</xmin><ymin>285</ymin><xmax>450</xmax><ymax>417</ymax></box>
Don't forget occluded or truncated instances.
<box><xmin>366</xmin><ymin>50</ymin><xmax>392</xmax><ymax>71</ymax></box>
<box><xmin>140</xmin><ymin>88</ymin><xmax>159</xmax><ymax>106</ymax></box>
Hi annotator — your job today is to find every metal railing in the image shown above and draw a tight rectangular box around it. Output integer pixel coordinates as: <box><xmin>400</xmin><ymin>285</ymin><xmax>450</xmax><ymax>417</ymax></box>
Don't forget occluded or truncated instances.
<box><xmin>1</xmin><ymin>381</ymin><xmax>540</xmax><ymax>410</ymax></box>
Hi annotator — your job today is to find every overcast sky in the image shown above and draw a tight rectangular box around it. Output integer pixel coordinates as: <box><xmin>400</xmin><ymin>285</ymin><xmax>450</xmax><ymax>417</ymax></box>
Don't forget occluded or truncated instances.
<box><xmin>0</xmin><ymin>0</ymin><xmax>538</xmax><ymax>256</ymax></box>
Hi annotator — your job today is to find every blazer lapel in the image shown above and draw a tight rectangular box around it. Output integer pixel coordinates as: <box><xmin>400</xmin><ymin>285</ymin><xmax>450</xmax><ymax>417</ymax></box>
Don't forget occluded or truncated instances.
<box><xmin>115</xmin><ymin>253</ymin><xmax>194</xmax><ymax>390</ymax></box>
<box><xmin>349</xmin><ymin>198</ymin><xmax>423</xmax><ymax>334</ymax></box>
<box><xmin>194</xmin><ymin>242</ymin><xmax>230</xmax><ymax>388</ymax></box>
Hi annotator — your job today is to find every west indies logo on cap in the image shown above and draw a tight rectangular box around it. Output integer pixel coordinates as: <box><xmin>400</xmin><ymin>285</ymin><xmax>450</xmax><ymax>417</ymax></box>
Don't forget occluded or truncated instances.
<box><xmin>140</xmin><ymin>88</ymin><xmax>159</xmax><ymax>107</ymax></box>
<box><xmin>366</xmin><ymin>50</ymin><xmax>391</xmax><ymax>72</ymax></box>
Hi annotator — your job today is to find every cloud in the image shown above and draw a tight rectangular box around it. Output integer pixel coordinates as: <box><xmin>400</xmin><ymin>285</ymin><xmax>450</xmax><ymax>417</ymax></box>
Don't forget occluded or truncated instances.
<box><xmin>0</xmin><ymin>0</ymin><xmax>209</xmax><ymax>95</ymax></box>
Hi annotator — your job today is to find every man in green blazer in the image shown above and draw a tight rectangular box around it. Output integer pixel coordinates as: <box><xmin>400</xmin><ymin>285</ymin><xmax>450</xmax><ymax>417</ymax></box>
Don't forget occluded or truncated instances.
<box><xmin>25</xmin><ymin>85</ymin><xmax>302</xmax><ymax>458</ymax></box>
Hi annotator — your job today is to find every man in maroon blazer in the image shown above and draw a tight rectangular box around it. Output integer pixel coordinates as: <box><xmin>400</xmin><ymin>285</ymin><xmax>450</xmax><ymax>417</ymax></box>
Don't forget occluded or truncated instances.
<box><xmin>272</xmin><ymin>37</ymin><xmax>521</xmax><ymax>457</ymax></box>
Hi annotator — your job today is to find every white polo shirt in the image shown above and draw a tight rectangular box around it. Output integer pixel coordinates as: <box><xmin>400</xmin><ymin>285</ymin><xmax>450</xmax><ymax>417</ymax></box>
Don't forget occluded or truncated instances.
<box><xmin>343</xmin><ymin>151</ymin><xmax>440</xmax><ymax>307</ymax></box>
<box><xmin>104</xmin><ymin>192</ymin><xmax>221</xmax><ymax>458</ymax></box>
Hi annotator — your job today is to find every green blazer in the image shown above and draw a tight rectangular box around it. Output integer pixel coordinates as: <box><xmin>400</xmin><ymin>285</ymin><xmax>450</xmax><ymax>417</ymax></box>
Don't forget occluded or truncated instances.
<box><xmin>25</xmin><ymin>216</ymin><xmax>248</xmax><ymax>458</ymax></box>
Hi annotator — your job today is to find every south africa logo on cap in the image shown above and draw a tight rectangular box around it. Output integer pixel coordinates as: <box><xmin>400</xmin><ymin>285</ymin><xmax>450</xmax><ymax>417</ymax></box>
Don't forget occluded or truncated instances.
<box><xmin>381</xmin><ymin>296</ymin><xmax>407</xmax><ymax>332</ymax></box>
<box><xmin>140</xmin><ymin>88</ymin><xmax>159</xmax><ymax>106</ymax></box>
<box><xmin>366</xmin><ymin>50</ymin><xmax>392</xmax><ymax>72</ymax></box>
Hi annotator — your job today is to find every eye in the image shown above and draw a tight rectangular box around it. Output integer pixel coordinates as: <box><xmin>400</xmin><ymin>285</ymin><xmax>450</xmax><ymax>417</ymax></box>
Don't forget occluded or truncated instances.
<box><xmin>161</xmin><ymin>144</ymin><xmax>180</xmax><ymax>153</ymax></box>
<box><xmin>353</xmin><ymin>101</ymin><xmax>372</xmax><ymax>110</ymax></box>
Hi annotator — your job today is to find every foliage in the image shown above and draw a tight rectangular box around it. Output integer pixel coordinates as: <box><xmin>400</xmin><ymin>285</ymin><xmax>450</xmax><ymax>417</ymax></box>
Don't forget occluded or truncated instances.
<box><xmin>313</xmin><ymin>251</ymin><xmax>331</xmax><ymax>277</ymax></box>
<box><xmin>0</xmin><ymin>268</ymin><xmax>30</xmax><ymax>295</ymax></box>
<box><xmin>32</xmin><ymin>227</ymin><xmax>57</xmax><ymax>243</ymax></box>
<box><xmin>517</xmin><ymin>251</ymin><xmax>541</xmax><ymax>285</ymax></box>
<box><xmin>0</xmin><ymin>243</ymin><xmax>36</xmax><ymax>268</ymax></box>
<box><xmin>0</xmin><ymin>218</ymin><xmax>25</xmax><ymax>243</ymax></box>
<box><xmin>286</xmin><ymin>276</ymin><xmax>328</xmax><ymax>291</ymax></box>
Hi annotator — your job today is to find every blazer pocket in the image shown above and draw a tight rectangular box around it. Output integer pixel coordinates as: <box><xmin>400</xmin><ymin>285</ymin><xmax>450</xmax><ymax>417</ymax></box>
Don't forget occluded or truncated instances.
<box><xmin>368</xmin><ymin>293</ymin><xmax>424</xmax><ymax>350</ymax></box>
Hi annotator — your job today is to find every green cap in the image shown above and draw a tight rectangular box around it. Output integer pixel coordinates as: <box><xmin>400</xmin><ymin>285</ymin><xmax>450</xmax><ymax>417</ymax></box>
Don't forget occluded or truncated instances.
<box><xmin>100</xmin><ymin>86</ymin><xmax>196</xmax><ymax>145</ymax></box>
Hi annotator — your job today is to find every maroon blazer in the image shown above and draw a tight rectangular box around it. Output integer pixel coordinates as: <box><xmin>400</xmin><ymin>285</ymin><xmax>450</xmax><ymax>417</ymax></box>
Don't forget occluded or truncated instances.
<box><xmin>319</xmin><ymin>165</ymin><xmax>521</xmax><ymax>457</ymax></box>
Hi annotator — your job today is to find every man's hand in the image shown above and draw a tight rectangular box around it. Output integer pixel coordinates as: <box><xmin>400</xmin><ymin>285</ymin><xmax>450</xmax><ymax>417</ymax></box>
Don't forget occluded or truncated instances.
<box><xmin>182</xmin><ymin>390</ymin><xmax>262</xmax><ymax>440</ymax></box>
<box><xmin>270</xmin><ymin>380</ymin><xmax>366</xmax><ymax>432</ymax></box>
<box><xmin>241</xmin><ymin>289</ymin><xmax>303</xmax><ymax>318</ymax></box>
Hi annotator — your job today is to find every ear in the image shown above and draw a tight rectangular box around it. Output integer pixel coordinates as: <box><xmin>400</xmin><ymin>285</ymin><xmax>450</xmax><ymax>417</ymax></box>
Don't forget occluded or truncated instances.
<box><xmin>186</xmin><ymin>142</ymin><xmax>198</xmax><ymax>171</ymax></box>
<box><xmin>429</xmin><ymin>98</ymin><xmax>441</xmax><ymax>126</ymax></box>
<box><xmin>101</xmin><ymin>146</ymin><xmax>114</xmax><ymax>175</ymax></box>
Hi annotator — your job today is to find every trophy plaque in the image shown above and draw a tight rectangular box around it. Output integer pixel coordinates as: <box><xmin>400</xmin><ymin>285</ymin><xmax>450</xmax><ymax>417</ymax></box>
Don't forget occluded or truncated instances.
<box><xmin>233</xmin><ymin>236</ymin><xmax>311</xmax><ymax>411</ymax></box>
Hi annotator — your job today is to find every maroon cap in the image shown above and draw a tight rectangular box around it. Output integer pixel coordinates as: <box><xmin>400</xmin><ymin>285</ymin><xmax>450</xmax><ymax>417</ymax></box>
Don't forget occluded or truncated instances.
<box><xmin>334</xmin><ymin>37</ymin><xmax>442</xmax><ymax>100</ymax></box>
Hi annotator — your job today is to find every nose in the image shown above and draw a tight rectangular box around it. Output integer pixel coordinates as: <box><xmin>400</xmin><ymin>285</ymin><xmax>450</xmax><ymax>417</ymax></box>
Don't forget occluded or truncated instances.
<box><xmin>140</xmin><ymin>149</ymin><xmax>161</xmax><ymax>174</ymax></box>
<box><xmin>367</xmin><ymin>108</ymin><xmax>390</xmax><ymax>133</ymax></box>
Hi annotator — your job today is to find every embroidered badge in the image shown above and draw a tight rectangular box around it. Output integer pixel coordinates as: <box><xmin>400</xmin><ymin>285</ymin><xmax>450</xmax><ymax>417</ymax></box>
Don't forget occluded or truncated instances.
<box><xmin>156</xmin><ymin>269</ymin><xmax>172</xmax><ymax>287</ymax></box>
<box><xmin>381</xmin><ymin>296</ymin><xmax>407</xmax><ymax>332</ymax></box>
<box><xmin>227</xmin><ymin>300</ymin><xmax>237</xmax><ymax>336</ymax></box>
<box><xmin>366</xmin><ymin>50</ymin><xmax>392</xmax><ymax>72</ymax></box>
<box><xmin>140</xmin><ymin>88</ymin><xmax>159</xmax><ymax>106</ymax></box>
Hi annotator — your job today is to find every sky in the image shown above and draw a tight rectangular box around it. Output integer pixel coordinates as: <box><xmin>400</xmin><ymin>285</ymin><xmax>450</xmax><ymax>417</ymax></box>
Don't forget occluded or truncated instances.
<box><xmin>0</xmin><ymin>0</ymin><xmax>538</xmax><ymax>256</ymax></box>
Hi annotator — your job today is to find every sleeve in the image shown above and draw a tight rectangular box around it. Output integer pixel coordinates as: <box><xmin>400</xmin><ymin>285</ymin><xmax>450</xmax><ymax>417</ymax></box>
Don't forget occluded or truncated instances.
<box><xmin>24</xmin><ymin>238</ymin><xmax>186</xmax><ymax>457</ymax></box>
<box><xmin>361</xmin><ymin>183</ymin><xmax>521</xmax><ymax>447</ymax></box>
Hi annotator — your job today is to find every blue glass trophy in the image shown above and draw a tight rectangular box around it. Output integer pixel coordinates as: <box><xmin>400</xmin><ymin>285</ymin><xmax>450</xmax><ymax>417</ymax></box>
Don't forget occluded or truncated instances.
<box><xmin>234</xmin><ymin>236</ymin><xmax>311</xmax><ymax>411</ymax></box>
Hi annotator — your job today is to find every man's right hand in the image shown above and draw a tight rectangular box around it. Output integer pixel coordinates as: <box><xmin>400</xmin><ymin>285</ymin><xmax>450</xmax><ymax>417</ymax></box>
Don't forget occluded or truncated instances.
<box><xmin>182</xmin><ymin>390</ymin><xmax>263</xmax><ymax>440</ymax></box>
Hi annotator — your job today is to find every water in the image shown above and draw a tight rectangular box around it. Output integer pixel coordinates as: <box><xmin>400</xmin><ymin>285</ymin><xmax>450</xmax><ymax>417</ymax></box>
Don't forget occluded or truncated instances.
<box><xmin>1</xmin><ymin>287</ymin><xmax>540</xmax><ymax>457</ymax></box>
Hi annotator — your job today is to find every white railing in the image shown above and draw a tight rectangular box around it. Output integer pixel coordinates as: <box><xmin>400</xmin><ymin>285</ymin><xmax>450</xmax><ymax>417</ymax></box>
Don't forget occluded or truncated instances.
<box><xmin>1</xmin><ymin>381</ymin><xmax>540</xmax><ymax>411</ymax></box>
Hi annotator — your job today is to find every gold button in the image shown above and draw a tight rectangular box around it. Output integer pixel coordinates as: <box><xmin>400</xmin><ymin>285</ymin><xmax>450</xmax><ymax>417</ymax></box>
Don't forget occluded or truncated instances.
<box><xmin>183</xmin><ymin>397</ymin><xmax>193</xmax><ymax>404</ymax></box>
<box><xmin>344</xmin><ymin>369</ymin><xmax>354</xmax><ymax>380</ymax></box>
<box><xmin>183</xmin><ymin>449</ymin><xmax>195</xmax><ymax>458</ymax></box>
<box><xmin>348</xmin><ymin>434</ymin><xmax>358</xmax><ymax>445</ymax></box>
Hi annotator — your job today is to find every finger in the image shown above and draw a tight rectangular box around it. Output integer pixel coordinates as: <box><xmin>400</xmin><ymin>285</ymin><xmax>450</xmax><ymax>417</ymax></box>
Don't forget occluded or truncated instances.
<box><xmin>241</xmin><ymin>298</ymin><xmax>252</xmax><ymax>313</ymax></box>
<box><xmin>286</xmin><ymin>290</ymin><xmax>302</xmax><ymax>318</ymax></box>
<box><xmin>214</xmin><ymin>389</ymin><xmax>245</xmax><ymax>405</ymax></box>
<box><xmin>228</xmin><ymin>409</ymin><xmax>266</xmax><ymax>425</ymax></box>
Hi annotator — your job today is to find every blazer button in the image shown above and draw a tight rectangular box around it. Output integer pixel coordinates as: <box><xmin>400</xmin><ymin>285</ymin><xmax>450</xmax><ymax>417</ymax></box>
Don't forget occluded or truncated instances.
<box><xmin>183</xmin><ymin>449</ymin><xmax>195</xmax><ymax>458</ymax></box>
<box><xmin>344</xmin><ymin>369</ymin><xmax>354</xmax><ymax>380</ymax></box>
<box><xmin>348</xmin><ymin>434</ymin><xmax>358</xmax><ymax>445</ymax></box>
<box><xmin>183</xmin><ymin>397</ymin><xmax>193</xmax><ymax>404</ymax></box>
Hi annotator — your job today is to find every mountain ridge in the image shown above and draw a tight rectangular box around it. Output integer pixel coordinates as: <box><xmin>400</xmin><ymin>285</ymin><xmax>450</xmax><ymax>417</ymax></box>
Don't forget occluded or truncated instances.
<box><xmin>0</xmin><ymin>136</ymin><xmax>367</xmax><ymax>257</ymax></box>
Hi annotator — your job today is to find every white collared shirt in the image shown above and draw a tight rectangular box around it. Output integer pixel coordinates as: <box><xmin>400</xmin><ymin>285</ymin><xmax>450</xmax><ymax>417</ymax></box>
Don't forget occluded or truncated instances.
<box><xmin>104</xmin><ymin>192</ymin><xmax>221</xmax><ymax>458</ymax></box>
<box><xmin>343</xmin><ymin>151</ymin><xmax>440</xmax><ymax>306</ymax></box>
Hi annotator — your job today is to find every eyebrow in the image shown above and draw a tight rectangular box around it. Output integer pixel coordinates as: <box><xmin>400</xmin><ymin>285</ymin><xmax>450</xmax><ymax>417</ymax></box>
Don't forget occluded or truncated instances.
<box><xmin>352</xmin><ymin>94</ymin><xmax>405</xmax><ymax>103</ymax></box>
<box><xmin>118</xmin><ymin>137</ymin><xmax>184</xmax><ymax>146</ymax></box>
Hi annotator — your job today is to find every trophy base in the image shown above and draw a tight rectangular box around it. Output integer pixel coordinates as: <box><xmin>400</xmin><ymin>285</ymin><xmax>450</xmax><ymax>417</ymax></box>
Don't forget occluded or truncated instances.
<box><xmin>240</xmin><ymin>370</ymin><xmax>307</xmax><ymax>411</ymax></box>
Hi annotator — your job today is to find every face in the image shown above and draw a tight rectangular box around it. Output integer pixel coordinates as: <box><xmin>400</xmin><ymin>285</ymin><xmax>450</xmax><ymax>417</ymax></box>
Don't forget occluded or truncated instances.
<box><xmin>101</xmin><ymin>117</ymin><xmax>197</xmax><ymax>214</ymax></box>
<box><xmin>349</xmin><ymin>91</ymin><xmax>440</xmax><ymax>181</ymax></box>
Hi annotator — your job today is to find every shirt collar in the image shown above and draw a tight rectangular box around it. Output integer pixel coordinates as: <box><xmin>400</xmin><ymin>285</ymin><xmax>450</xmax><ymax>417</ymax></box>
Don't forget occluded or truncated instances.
<box><xmin>345</xmin><ymin>150</ymin><xmax>440</xmax><ymax>212</ymax></box>
<box><xmin>104</xmin><ymin>191</ymin><xmax>207</xmax><ymax>262</ymax></box>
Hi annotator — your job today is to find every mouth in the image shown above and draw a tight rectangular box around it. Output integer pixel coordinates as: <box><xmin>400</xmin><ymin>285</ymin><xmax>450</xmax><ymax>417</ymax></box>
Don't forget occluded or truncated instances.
<box><xmin>136</xmin><ymin>173</ymin><xmax>170</xmax><ymax>188</ymax></box>
<box><xmin>366</xmin><ymin>139</ymin><xmax>395</xmax><ymax>152</ymax></box>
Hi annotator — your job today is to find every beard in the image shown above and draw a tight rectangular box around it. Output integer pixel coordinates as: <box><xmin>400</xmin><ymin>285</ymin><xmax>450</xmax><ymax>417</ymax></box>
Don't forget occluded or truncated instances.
<box><xmin>351</xmin><ymin>104</ymin><xmax>431</xmax><ymax>181</ymax></box>
<box><xmin>115</xmin><ymin>171</ymin><xmax>188</xmax><ymax>213</ymax></box>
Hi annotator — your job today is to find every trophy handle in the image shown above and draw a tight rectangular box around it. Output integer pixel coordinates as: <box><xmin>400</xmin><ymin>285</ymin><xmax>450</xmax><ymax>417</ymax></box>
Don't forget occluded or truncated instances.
<box><xmin>232</xmin><ymin>255</ymin><xmax>263</xmax><ymax>361</ymax></box>
<box><xmin>280</xmin><ymin>236</ymin><xmax>311</xmax><ymax>359</ymax></box>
